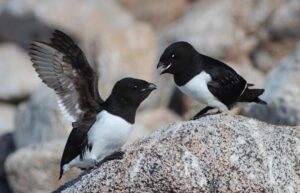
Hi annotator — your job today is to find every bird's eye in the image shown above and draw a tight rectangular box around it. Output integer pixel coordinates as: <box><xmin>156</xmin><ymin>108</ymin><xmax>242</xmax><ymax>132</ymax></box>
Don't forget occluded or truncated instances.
<box><xmin>171</xmin><ymin>54</ymin><xmax>175</xmax><ymax>58</ymax></box>
<box><xmin>133</xmin><ymin>85</ymin><xmax>138</xmax><ymax>89</ymax></box>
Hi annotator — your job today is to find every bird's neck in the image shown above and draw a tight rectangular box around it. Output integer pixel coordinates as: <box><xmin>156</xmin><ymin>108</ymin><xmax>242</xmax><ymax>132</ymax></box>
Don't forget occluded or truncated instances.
<box><xmin>102</xmin><ymin>94</ymin><xmax>137</xmax><ymax>124</ymax></box>
<box><xmin>174</xmin><ymin>54</ymin><xmax>203</xmax><ymax>86</ymax></box>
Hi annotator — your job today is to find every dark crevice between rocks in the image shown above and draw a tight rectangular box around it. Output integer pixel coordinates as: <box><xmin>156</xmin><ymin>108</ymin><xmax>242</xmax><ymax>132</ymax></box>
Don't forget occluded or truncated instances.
<box><xmin>0</xmin><ymin>12</ymin><xmax>54</xmax><ymax>50</ymax></box>
<box><xmin>0</xmin><ymin>96</ymin><xmax>30</xmax><ymax>106</ymax></box>
<box><xmin>0</xmin><ymin>133</ymin><xmax>15</xmax><ymax>193</ymax></box>
<box><xmin>0</xmin><ymin>11</ymin><xmax>90</xmax><ymax>60</ymax></box>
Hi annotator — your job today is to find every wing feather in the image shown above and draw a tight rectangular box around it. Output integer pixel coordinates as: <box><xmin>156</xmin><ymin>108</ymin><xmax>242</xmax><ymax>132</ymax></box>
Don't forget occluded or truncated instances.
<box><xmin>202</xmin><ymin>55</ymin><xmax>247</xmax><ymax>107</ymax></box>
<box><xmin>30</xmin><ymin>30</ymin><xmax>103</xmax><ymax>122</ymax></box>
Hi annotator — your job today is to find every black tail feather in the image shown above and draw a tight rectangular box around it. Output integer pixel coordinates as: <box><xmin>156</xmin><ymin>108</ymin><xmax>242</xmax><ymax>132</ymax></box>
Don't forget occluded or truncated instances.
<box><xmin>239</xmin><ymin>87</ymin><xmax>267</xmax><ymax>105</ymax></box>
<box><xmin>253</xmin><ymin>97</ymin><xmax>267</xmax><ymax>105</ymax></box>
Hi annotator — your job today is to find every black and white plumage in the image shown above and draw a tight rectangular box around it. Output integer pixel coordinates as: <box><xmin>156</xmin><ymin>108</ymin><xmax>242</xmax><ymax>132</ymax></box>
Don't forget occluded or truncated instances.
<box><xmin>29</xmin><ymin>30</ymin><xmax>156</xmax><ymax>179</ymax></box>
<box><xmin>157</xmin><ymin>41</ymin><xmax>266</xmax><ymax>119</ymax></box>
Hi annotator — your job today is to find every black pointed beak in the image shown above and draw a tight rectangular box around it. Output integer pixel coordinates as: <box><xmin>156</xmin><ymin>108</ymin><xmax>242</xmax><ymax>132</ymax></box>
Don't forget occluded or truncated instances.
<box><xmin>157</xmin><ymin>61</ymin><xmax>164</xmax><ymax>69</ymax></box>
<box><xmin>157</xmin><ymin>61</ymin><xmax>171</xmax><ymax>74</ymax></box>
<box><xmin>142</xmin><ymin>83</ymin><xmax>157</xmax><ymax>92</ymax></box>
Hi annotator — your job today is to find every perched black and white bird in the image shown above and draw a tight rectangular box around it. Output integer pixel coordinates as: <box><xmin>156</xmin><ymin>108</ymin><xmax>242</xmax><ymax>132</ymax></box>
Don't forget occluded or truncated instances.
<box><xmin>157</xmin><ymin>41</ymin><xmax>266</xmax><ymax>119</ymax></box>
<box><xmin>29</xmin><ymin>30</ymin><xmax>156</xmax><ymax>179</ymax></box>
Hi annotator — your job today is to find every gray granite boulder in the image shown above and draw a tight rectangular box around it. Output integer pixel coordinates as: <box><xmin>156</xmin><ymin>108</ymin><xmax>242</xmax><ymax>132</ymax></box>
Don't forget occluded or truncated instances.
<box><xmin>118</xmin><ymin>0</ymin><xmax>188</xmax><ymax>28</ymax></box>
<box><xmin>232</xmin><ymin>0</ymin><xmax>286</xmax><ymax>34</ymax></box>
<box><xmin>54</xmin><ymin>114</ymin><xmax>300</xmax><ymax>193</ymax></box>
<box><xmin>14</xmin><ymin>85</ymin><xmax>71</xmax><ymax>148</ymax></box>
<box><xmin>0</xmin><ymin>43</ymin><xmax>39</xmax><ymax>101</ymax></box>
<box><xmin>243</xmin><ymin>43</ymin><xmax>300</xmax><ymax>126</ymax></box>
<box><xmin>5</xmin><ymin>140</ymin><xmax>80</xmax><ymax>193</ymax></box>
<box><xmin>158</xmin><ymin>0</ymin><xmax>238</xmax><ymax>59</ymax></box>
<box><xmin>269</xmin><ymin>0</ymin><xmax>300</xmax><ymax>37</ymax></box>
<box><xmin>0</xmin><ymin>103</ymin><xmax>15</xmax><ymax>135</ymax></box>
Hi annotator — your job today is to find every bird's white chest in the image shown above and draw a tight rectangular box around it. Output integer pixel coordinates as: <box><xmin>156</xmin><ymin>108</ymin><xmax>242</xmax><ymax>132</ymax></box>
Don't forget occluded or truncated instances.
<box><xmin>178</xmin><ymin>71</ymin><xmax>219</xmax><ymax>105</ymax></box>
<box><xmin>87</xmin><ymin>110</ymin><xmax>133</xmax><ymax>159</ymax></box>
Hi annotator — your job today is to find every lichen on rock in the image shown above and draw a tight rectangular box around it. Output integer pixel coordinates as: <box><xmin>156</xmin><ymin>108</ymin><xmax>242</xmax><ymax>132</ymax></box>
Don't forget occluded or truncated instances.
<box><xmin>54</xmin><ymin>114</ymin><xmax>300</xmax><ymax>193</ymax></box>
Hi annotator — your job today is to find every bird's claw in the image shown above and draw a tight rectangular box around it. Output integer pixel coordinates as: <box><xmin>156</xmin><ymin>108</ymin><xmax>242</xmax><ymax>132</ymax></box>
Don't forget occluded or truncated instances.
<box><xmin>190</xmin><ymin>111</ymin><xmax>222</xmax><ymax>120</ymax></box>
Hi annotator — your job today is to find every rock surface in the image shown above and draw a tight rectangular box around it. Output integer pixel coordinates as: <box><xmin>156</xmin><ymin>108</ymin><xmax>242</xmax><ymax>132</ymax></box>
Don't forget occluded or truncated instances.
<box><xmin>158</xmin><ymin>0</ymin><xmax>239</xmax><ymax>58</ymax></box>
<box><xmin>55</xmin><ymin>114</ymin><xmax>300</xmax><ymax>192</ymax></box>
<box><xmin>230</xmin><ymin>62</ymin><xmax>265</xmax><ymax>87</ymax></box>
<box><xmin>1</xmin><ymin>0</ymin><xmax>156</xmax><ymax>98</ymax></box>
<box><xmin>269</xmin><ymin>0</ymin><xmax>300</xmax><ymax>37</ymax></box>
<box><xmin>0</xmin><ymin>133</ymin><xmax>14</xmax><ymax>193</ymax></box>
<box><xmin>136</xmin><ymin>107</ymin><xmax>181</xmax><ymax>131</ymax></box>
<box><xmin>232</xmin><ymin>0</ymin><xmax>285</xmax><ymax>33</ymax></box>
<box><xmin>251</xmin><ymin>46</ymin><xmax>280</xmax><ymax>73</ymax></box>
<box><xmin>0</xmin><ymin>12</ymin><xmax>53</xmax><ymax>49</ymax></box>
<box><xmin>0</xmin><ymin>133</ymin><xmax>15</xmax><ymax>178</ymax></box>
<box><xmin>118</xmin><ymin>0</ymin><xmax>187</xmax><ymax>28</ymax></box>
<box><xmin>0</xmin><ymin>103</ymin><xmax>15</xmax><ymax>134</ymax></box>
<box><xmin>243</xmin><ymin>43</ymin><xmax>300</xmax><ymax>126</ymax></box>
<box><xmin>5</xmin><ymin>140</ymin><xmax>80</xmax><ymax>193</ymax></box>
<box><xmin>14</xmin><ymin>85</ymin><xmax>71</xmax><ymax>149</ymax></box>
<box><xmin>0</xmin><ymin>43</ymin><xmax>39</xmax><ymax>101</ymax></box>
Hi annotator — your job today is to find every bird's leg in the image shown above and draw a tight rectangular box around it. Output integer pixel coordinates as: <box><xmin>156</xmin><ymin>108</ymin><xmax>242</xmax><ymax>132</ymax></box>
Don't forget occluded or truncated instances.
<box><xmin>191</xmin><ymin>106</ymin><xmax>214</xmax><ymax>120</ymax></box>
<box><xmin>96</xmin><ymin>151</ymin><xmax>125</xmax><ymax>167</ymax></box>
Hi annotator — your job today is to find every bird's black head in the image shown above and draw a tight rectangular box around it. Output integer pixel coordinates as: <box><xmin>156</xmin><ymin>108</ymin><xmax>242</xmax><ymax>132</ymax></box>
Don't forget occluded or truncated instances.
<box><xmin>111</xmin><ymin>78</ymin><xmax>156</xmax><ymax>107</ymax></box>
<box><xmin>157</xmin><ymin>41</ymin><xmax>197</xmax><ymax>75</ymax></box>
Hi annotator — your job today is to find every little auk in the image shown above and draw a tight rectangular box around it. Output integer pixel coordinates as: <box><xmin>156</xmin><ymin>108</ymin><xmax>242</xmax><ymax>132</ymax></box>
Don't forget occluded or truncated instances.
<box><xmin>29</xmin><ymin>30</ymin><xmax>156</xmax><ymax>179</ymax></box>
<box><xmin>157</xmin><ymin>41</ymin><xmax>266</xmax><ymax>119</ymax></box>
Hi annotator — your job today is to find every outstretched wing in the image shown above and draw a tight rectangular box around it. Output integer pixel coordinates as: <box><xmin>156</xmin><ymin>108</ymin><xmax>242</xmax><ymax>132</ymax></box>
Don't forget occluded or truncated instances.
<box><xmin>202</xmin><ymin>55</ymin><xmax>247</xmax><ymax>107</ymax></box>
<box><xmin>29</xmin><ymin>30</ymin><xmax>103</xmax><ymax>122</ymax></box>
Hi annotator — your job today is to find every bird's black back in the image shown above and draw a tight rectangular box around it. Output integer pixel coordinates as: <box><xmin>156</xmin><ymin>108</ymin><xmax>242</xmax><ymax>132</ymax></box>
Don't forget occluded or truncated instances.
<box><xmin>200</xmin><ymin>54</ymin><xmax>247</xmax><ymax>108</ymax></box>
<box><xmin>174</xmin><ymin>53</ymin><xmax>247</xmax><ymax>108</ymax></box>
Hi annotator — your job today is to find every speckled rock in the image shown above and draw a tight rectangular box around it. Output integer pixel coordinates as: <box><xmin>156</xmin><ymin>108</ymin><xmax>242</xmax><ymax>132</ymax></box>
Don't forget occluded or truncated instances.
<box><xmin>14</xmin><ymin>85</ymin><xmax>71</xmax><ymax>148</ymax></box>
<box><xmin>54</xmin><ymin>114</ymin><xmax>300</xmax><ymax>193</ymax></box>
<box><xmin>125</xmin><ymin>124</ymin><xmax>151</xmax><ymax>147</ymax></box>
<box><xmin>5</xmin><ymin>140</ymin><xmax>80</xmax><ymax>193</ymax></box>
<box><xmin>242</xmin><ymin>43</ymin><xmax>300</xmax><ymax>126</ymax></box>
<box><xmin>136</xmin><ymin>107</ymin><xmax>181</xmax><ymax>131</ymax></box>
